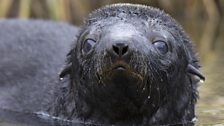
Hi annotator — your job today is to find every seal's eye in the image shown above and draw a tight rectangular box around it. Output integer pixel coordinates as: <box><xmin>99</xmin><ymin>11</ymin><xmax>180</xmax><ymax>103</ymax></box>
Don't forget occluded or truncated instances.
<box><xmin>83</xmin><ymin>39</ymin><xmax>96</xmax><ymax>54</ymax></box>
<box><xmin>153</xmin><ymin>41</ymin><xmax>168</xmax><ymax>54</ymax></box>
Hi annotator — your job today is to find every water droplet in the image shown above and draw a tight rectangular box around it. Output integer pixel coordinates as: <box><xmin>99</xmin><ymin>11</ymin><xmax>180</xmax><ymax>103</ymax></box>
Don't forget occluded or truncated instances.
<box><xmin>143</xmin><ymin>87</ymin><xmax>146</xmax><ymax>91</ymax></box>
<box><xmin>147</xmin><ymin>96</ymin><xmax>151</xmax><ymax>99</ymax></box>
<box><xmin>59</xmin><ymin>77</ymin><xmax>64</xmax><ymax>81</ymax></box>
<box><xmin>191</xmin><ymin>117</ymin><xmax>197</xmax><ymax>122</ymax></box>
<box><xmin>200</xmin><ymin>79</ymin><xmax>205</xmax><ymax>83</ymax></box>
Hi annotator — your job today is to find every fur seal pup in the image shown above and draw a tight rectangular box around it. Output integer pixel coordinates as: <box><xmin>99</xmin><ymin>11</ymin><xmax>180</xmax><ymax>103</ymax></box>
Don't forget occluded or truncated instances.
<box><xmin>0</xmin><ymin>3</ymin><xmax>204</xmax><ymax>126</ymax></box>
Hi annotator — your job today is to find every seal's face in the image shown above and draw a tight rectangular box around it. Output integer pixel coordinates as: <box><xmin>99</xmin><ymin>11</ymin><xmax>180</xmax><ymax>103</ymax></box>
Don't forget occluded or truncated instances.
<box><xmin>57</xmin><ymin>4</ymin><xmax>205</xmax><ymax>124</ymax></box>
<box><xmin>72</xmin><ymin>18</ymin><xmax>188</xmax><ymax>120</ymax></box>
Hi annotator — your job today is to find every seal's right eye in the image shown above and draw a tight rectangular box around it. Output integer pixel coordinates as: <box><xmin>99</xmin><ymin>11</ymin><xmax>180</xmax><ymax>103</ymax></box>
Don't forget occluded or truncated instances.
<box><xmin>82</xmin><ymin>39</ymin><xmax>96</xmax><ymax>54</ymax></box>
<box><xmin>153</xmin><ymin>40</ymin><xmax>168</xmax><ymax>54</ymax></box>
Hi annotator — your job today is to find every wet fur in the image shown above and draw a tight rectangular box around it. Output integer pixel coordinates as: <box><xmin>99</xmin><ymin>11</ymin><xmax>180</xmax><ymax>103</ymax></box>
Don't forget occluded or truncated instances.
<box><xmin>0</xmin><ymin>20</ymin><xmax>78</xmax><ymax>112</ymax></box>
<box><xmin>0</xmin><ymin>4</ymin><xmax>204</xmax><ymax>126</ymax></box>
<box><xmin>51</xmin><ymin>4</ymin><xmax>203</xmax><ymax>125</ymax></box>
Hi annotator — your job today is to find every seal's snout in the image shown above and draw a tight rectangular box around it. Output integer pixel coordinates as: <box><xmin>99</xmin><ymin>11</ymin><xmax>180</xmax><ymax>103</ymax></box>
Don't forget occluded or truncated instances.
<box><xmin>112</xmin><ymin>42</ymin><xmax>129</xmax><ymax>57</ymax></box>
<box><xmin>108</xmin><ymin>41</ymin><xmax>132</xmax><ymax>71</ymax></box>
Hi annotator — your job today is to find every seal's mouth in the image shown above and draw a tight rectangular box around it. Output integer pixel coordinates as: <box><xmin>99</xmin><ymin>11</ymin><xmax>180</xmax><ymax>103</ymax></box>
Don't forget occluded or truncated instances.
<box><xmin>111</xmin><ymin>60</ymin><xmax>129</xmax><ymax>69</ymax></box>
<box><xmin>113</xmin><ymin>64</ymin><xmax>127</xmax><ymax>71</ymax></box>
<box><xmin>100</xmin><ymin>61</ymin><xmax>144</xmax><ymax>82</ymax></box>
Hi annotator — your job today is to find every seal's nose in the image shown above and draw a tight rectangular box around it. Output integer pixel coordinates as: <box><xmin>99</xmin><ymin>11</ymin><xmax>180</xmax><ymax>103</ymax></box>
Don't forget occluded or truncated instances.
<box><xmin>112</xmin><ymin>43</ymin><xmax>129</xmax><ymax>57</ymax></box>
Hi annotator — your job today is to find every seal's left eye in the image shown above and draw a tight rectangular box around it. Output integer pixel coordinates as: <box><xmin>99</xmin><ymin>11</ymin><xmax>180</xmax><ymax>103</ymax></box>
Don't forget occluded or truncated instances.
<box><xmin>153</xmin><ymin>41</ymin><xmax>168</xmax><ymax>54</ymax></box>
<box><xmin>83</xmin><ymin>39</ymin><xmax>96</xmax><ymax>54</ymax></box>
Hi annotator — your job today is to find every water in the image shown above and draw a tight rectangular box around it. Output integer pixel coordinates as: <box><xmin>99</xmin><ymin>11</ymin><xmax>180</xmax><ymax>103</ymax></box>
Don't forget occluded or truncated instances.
<box><xmin>196</xmin><ymin>50</ymin><xmax>224</xmax><ymax>125</ymax></box>
<box><xmin>0</xmin><ymin>109</ymin><xmax>97</xmax><ymax>126</ymax></box>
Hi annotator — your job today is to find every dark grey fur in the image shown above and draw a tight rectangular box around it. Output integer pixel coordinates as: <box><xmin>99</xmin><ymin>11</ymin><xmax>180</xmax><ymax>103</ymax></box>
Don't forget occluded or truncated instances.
<box><xmin>0</xmin><ymin>20</ymin><xmax>78</xmax><ymax>112</ymax></box>
<box><xmin>0</xmin><ymin>3</ymin><xmax>204</xmax><ymax>126</ymax></box>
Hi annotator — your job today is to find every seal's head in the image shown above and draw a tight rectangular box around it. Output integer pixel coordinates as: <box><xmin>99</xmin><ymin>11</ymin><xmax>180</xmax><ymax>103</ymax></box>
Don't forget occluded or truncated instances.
<box><xmin>59</xmin><ymin>3</ymin><xmax>204</xmax><ymax>123</ymax></box>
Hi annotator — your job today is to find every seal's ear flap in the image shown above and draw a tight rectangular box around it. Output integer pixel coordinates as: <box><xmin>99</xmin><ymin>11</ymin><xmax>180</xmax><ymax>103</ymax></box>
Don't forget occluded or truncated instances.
<box><xmin>187</xmin><ymin>64</ymin><xmax>205</xmax><ymax>82</ymax></box>
<box><xmin>59</xmin><ymin>46</ymin><xmax>75</xmax><ymax>80</ymax></box>
<box><xmin>59</xmin><ymin>63</ymin><xmax>72</xmax><ymax>80</ymax></box>
<box><xmin>58</xmin><ymin>28</ymin><xmax>80</xmax><ymax>81</ymax></box>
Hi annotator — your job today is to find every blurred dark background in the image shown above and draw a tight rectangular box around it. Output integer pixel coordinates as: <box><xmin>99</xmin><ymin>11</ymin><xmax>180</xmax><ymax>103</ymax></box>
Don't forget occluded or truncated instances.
<box><xmin>0</xmin><ymin>0</ymin><xmax>224</xmax><ymax>125</ymax></box>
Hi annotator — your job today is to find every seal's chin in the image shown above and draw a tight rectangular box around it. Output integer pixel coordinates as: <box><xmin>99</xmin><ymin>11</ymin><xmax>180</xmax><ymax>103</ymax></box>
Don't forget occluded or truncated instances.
<box><xmin>110</xmin><ymin>65</ymin><xmax>131</xmax><ymax>84</ymax></box>
<box><xmin>93</xmin><ymin>62</ymin><xmax>161</xmax><ymax>120</ymax></box>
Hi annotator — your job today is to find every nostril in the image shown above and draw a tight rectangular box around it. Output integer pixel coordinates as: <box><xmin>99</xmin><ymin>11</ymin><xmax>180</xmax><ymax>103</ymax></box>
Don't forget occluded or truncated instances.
<box><xmin>112</xmin><ymin>45</ymin><xmax>120</xmax><ymax>56</ymax></box>
<box><xmin>122</xmin><ymin>45</ymin><xmax>128</xmax><ymax>55</ymax></box>
<box><xmin>112</xmin><ymin>43</ymin><xmax>129</xmax><ymax>57</ymax></box>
